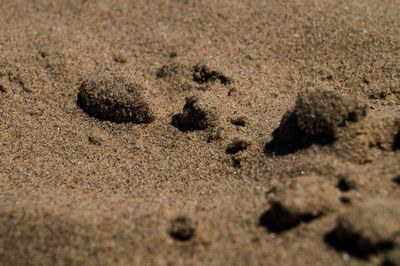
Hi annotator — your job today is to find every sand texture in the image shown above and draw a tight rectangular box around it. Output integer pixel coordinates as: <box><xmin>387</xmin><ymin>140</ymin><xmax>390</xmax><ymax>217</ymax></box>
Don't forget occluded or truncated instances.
<box><xmin>0</xmin><ymin>0</ymin><xmax>399</xmax><ymax>265</ymax></box>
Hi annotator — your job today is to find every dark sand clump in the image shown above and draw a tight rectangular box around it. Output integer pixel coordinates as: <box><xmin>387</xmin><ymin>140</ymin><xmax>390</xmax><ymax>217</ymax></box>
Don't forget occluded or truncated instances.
<box><xmin>225</xmin><ymin>139</ymin><xmax>251</xmax><ymax>155</ymax></box>
<box><xmin>172</xmin><ymin>95</ymin><xmax>218</xmax><ymax>131</ymax></box>
<box><xmin>169</xmin><ymin>216</ymin><xmax>196</xmax><ymax>242</ymax></box>
<box><xmin>192</xmin><ymin>64</ymin><xmax>231</xmax><ymax>85</ymax></box>
<box><xmin>77</xmin><ymin>75</ymin><xmax>154</xmax><ymax>123</ymax></box>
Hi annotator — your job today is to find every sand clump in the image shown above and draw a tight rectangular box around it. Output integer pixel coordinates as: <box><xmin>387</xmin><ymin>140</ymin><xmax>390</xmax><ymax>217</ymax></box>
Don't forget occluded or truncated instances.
<box><xmin>260</xmin><ymin>176</ymin><xmax>341</xmax><ymax>232</ymax></box>
<box><xmin>295</xmin><ymin>86</ymin><xmax>368</xmax><ymax>139</ymax></box>
<box><xmin>266</xmin><ymin>86</ymin><xmax>369</xmax><ymax>155</ymax></box>
<box><xmin>230</xmin><ymin>116</ymin><xmax>247</xmax><ymax>127</ymax></box>
<box><xmin>77</xmin><ymin>74</ymin><xmax>154</xmax><ymax>123</ymax></box>
<box><xmin>328</xmin><ymin>199</ymin><xmax>400</xmax><ymax>256</ymax></box>
<box><xmin>225</xmin><ymin>139</ymin><xmax>251</xmax><ymax>155</ymax></box>
<box><xmin>172</xmin><ymin>95</ymin><xmax>219</xmax><ymax>131</ymax></box>
<box><xmin>169</xmin><ymin>216</ymin><xmax>196</xmax><ymax>242</ymax></box>
<box><xmin>171</xmin><ymin>89</ymin><xmax>242</xmax><ymax>133</ymax></box>
<box><xmin>336</xmin><ymin>176</ymin><xmax>358</xmax><ymax>192</ymax></box>
<box><xmin>192</xmin><ymin>64</ymin><xmax>231</xmax><ymax>85</ymax></box>
<box><xmin>0</xmin><ymin>84</ymin><xmax>6</xmax><ymax>93</ymax></box>
<box><xmin>225</xmin><ymin>138</ymin><xmax>252</xmax><ymax>168</ymax></box>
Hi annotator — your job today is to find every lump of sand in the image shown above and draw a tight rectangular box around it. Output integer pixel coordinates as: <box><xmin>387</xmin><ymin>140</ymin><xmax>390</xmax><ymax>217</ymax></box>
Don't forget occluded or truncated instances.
<box><xmin>326</xmin><ymin>199</ymin><xmax>400</xmax><ymax>257</ymax></box>
<box><xmin>77</xmin><ymin>75</ymin><xmax>154</xmax><ymax>123</ymax></box>
<box><xmin>265</xmin><ymin>86</ymin><xmax>369</xmax><ymax>155</ymax></box>
<box><xmin>260</xmin><ymin>176</ymin><xmax>341</xmax><ymax>233</ymax></box>
<box><xmin>295</xmin><ymin>86</ymin><xmax>368</xmax><ymax>138</ymax></box>
<box><xmin>172</xmin><ymin>96</ymin><xmax>218</xmax><ymax>131</ymax></box>
<box><xmin>225</xmin><ymin>139</ymin><xmax>250</xmax><ymax>155</ymax></box>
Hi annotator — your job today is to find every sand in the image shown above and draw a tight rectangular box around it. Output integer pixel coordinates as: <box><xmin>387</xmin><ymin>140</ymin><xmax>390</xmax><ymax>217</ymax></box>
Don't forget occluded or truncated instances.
<box><xmin>0</xmin><ymin>0</ymin><xmax>399</xmax><ymax>265</ymax></box>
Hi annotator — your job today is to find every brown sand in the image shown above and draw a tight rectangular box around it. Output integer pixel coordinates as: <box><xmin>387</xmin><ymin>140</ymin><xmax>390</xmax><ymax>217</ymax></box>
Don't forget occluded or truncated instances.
<box><xmin>0</xmin><ymin>0</ymin><xmax>399</xmax><ymax>265</ymax></box>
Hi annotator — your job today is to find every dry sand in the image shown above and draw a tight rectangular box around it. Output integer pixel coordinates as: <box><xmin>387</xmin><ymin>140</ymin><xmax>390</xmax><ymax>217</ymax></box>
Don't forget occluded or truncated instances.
<box><xmin>0</xmin><ymin>0</ymin><xmax>399</xmax><ymax>265</ymax></box>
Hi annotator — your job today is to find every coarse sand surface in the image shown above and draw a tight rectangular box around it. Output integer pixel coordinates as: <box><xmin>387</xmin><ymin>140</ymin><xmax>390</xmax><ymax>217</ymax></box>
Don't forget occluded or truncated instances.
<box><xmin>0</xmin><ymin>0</ymin><xmax>399</xmax><ymax>265</ymax></box>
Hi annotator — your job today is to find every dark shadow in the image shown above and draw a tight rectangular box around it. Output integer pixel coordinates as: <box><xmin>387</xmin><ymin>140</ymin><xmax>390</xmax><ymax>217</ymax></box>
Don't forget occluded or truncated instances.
<box><xmin>226</xmin><ymin>140</ymin><xmax>250</xmax><ymax>155</ymax></box>
<box><xmin>264</xmin><ymin>111</ymin><xmax>334</xmax><ymax>156</ymax></box>
<box><xmin>231</xmin><ymin>157</ymin><xmax>241</xmax><ymax>168</ymax></box>
<box><xmin>393</xmin><ymin>176</ymin><xmax>400</xmax><ymax>185</ymax></box>
<box><xmin>336</xmin><ymin>178</ymin><xmax>356</xmax><ymax>192</ymax></box>
<box><xmin>258</xmin><ymin>204</ymin><xmax>318</xmax><ymax>234</ymax></box>
<box><xmin>171</xmin><ymin>113</ymin><xmax>208</xmax><ymax>132</ymax></box>
<box><xmin>192</xmin><ymin>64</ymin><xmax>231</xmax><ymax>85</ymax></box>
<box><xmin>393</xmin><ymin>131</ymin><xmax>400</xmax><ymax>150</ymax></box>
<box><xmin>264</xmin><ymin>138</ymin><xmax>311</xmax><ymax>156</ymax></box>
<box><xmin>324</xmin><ymin>229</ymin><xmax>394</xmax><ymax>259</ymax></box>
<box><xmin>171</xmin><ymin>97</ymin><xmax>210</xmax><ymax>132</ymax></box>
<box><xmin>231</xmin><ymin>117</ymin><xmax>246</xmax><ymax>127</ymax></box>
<box><xmin>170</xmin><ymin>216</ymin><xmax>195</xmax><ymax>242</ymax></box>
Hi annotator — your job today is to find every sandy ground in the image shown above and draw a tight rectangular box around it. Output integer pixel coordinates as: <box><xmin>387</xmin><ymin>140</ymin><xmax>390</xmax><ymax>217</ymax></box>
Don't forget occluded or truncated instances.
<box><xmin>0</xmin><ymin>0</ymin><xmax>399</xmax><ymax>265</ymax></box>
